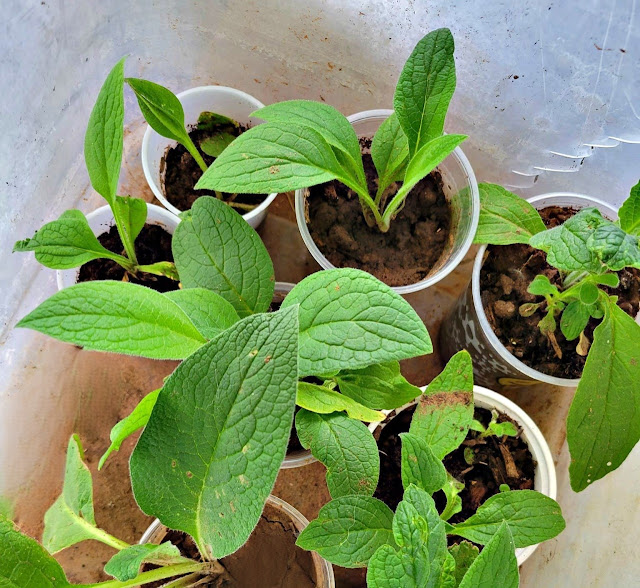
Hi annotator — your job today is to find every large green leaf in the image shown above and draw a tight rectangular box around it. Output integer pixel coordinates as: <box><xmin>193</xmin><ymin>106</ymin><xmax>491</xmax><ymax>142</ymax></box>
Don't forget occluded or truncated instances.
<box><xmin>367</xmin><ymin>543</ymin><xmax>428</xmax><ymax>588</ymax></box>
<box><xmin>104</xmin><ymin>543</ymin><xmax>184</xmax><ymax>581</ymax></box>
<box><xmin>473</xmin><ymin>183</ymin><xmax>546</xmax><ymax>245</ymax></box>
<box><xmin>371</xmin><ymin>113</ymin><xmax>409</xmax><ymax>197</ymax></box>
<box><xmin>85</xmin><ymin>58</ymin><xmax>125</xmax><ymax>205</ymax></box>
<box><xmin>568</xmin><ymin>299</ymin><xmax>640</xmax><ymax>491</ymax></box>
<box><xmin>400</xmin><ymin>433</ymin><xmax>447</xmax><ymax>494</ymax></box>
<box><xmin>619</xmin><ymin>180</ymin><xmax>640</xmax><ymax>235</ymax></box>
<box><xmin>587</xmin><ymin>223</ymin><xmax>640</xmax><ymax>270</ymax></box>
<box><xmin>449</xmin><ymin>490</ymin><xmax>565</xmax><ymax>547</ymax></box>
<box><xmin>0</xmin><ymin>515</ymin><xmax>70</xmax><ymax>587</ymax></box>
<box><xmin>281</xmin><ymin>268</ymin><xmax>432</xmax><ymax>377</ymax></box>
<box><xmin>130</xmin><ymin>307</ymin><xmax>299</xmax><ymax>559</ymax></box>
<box><xmin>295</xmin><ymin>382</ymin><xmax>384</xmax><ymax>422</ymax></box>
<box><xmin>172</xmin><ymin>196</ymin><xmax>274</xmax><ymax>317</ymax></box>
<box><xmin>13</xmin><ymin>210</ymin><xmax>128</xmax><ymax>270</ymax></box>
<box><xmin>296</xmin><ymin>496</ymin><xmax>395</xmax><ymax>568</ymax></box>
<box><xmin>17</xmin><ymin>281</ymin><xmax>206</xmax><ymax>360</ymax></box>
<box><xmin>334</xmin><ymin>361</ymin><xmax>422</xmax><ymax>410</ymax></box>
<box><xmin>295</xmin><ymin>409</ymin><xmax>380</xmax><ymax>498</ymax></box>
<box><xmin>112</xmin><ymin>196</ymin><xmax>147</xmax><ymax>244</ymax></box>
<box><xmin>409</xmin><ymin>351</ymin><xmax>474</xmax><ymax>459</ymax></box>
<box><xmin>394</xmin><ymin>28</ymin><xmax>457</xmax><ymax>156</ymax></box>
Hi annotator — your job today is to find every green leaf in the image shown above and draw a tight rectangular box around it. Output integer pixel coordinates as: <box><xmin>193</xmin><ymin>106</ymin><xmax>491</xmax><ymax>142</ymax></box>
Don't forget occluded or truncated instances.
<box><xmin>527</xmin><ymin>274</ymin><xmax>559</xmax><ymax>297</ymax></box>
<box><xmin>371</xmin><ymin>113</ymin><xmax>409</xmax><ymax>195</ymax></box>
<box><xmin>197</xmin><ymin>111</ymin><xmax>237</xmax><ymax>130</ymax></box>
<box><xmin>137</xmin><ymin>261</ymin><xmax>180</xmax><ymax>281</ymax></box>
<box><xmin>487</xmin><ymin>421</ymin><xmax>518</xmax><ymax>438</ymax></box>
<box><xmin>281</xmin><ymin>268</ymin><xmax>432</xmax><ymax>377</ymax></box>
<box><xmin>588</xmin><ymin>223</ymin><xmax>640</xmax><ymax>270</ymax></box>
<box><xmin>85</xmin><ymin>58</ymin><xmax>125</xmax><ymax>205</ymax></box>
<box><xmin>449</xmin><ymin>490</ymin><xmax>565</xmax><ymax>547</ymax></box>
<box><xmin>392</xmin><ymin>501</ymin><xmax>428</xmax><ymax>551</ymax></box>
<box><xmin>334</xmin><ymin>361</ymin><xmax>422</xmax><ymax>410</ymax></box>
<box><xmin>449</xmin><ymin>541</ymin><xmax>479</xmax><ymax>587</ymax></box>
<box><xmin>567</xmin><ymin>299</ymin><xmax>640</xmax><ymax>491</ymax></box>
<box><xmin>17</xmin><ymin>281</ymin><xmax>206</xmax><ymax>360</ymax></box>
<box><xmin>99</xmin><ymin>388</ymin><xmax>160</xmax><ymax>470</ymax></box>
<box><xmin>196</xmin><ymin>121</ymin><xmax>347</xmax><ymax>194</ymax></box>
<box><xmin>164</xmin><ymin>288</ymin><xmax>240</xmax><ymax>339</ymax></box>
<box><xmin>43</xmin><ymin>435</ymin><xmax>99</xmax><ymax>553</ymax></box>
<box><xmin>579</xmin><ymin>282</ymin><xmax>600</xmax><ymax>305</ymax></box>
<box><xmin>529</xmin><ymin>207</ymin><xmax>609</xmax><ymax>272</ymax></box>
<box><xmin>458</xmin><ymin>522</ymin><xmax>519</xmax><ymax>588</ymax></box>
<box><xmin>440</xmin><ymin>474</ymin><xmax>464</xmax><ymax>521</ymax></box>
<box><xmin>296</xmin><ymin>382</ymin><xmax>384</xmax><ymax>421</ymax></box>
<box><xmin>112</xmin><ymin>196</ymin><xmax>147</xmax><ymax>244</ymax></box>
<box><xmin>200</xmin><ymin>131</ymin><xmax>236</xmax><ymax>157</ymax></box>
<box><xmin>0</xmin><ymin>515</ymin><xmax>70</xmax><ymax>587</ymax></box>
<box><xmin>130</xmin><ymin>307</ymin><xmax>299</xmax><ymax>560</ymax></box>
<box><xmin>473</xmin><ymin>183</ymin><xmax>546</xmax><ymax>245</ymax></box>
<box><xmin>394</xmin><ymin>28</ymin><xmax>457</xmax><ymax>155</ymax></box>
<box><xmin>435</xmin><ymin>553</ymin><xmax>457</xmax><ymax>588</ymax></box>
<box><xmin>296</xmin><ymin>496</ymin><xmax>395</xmax><ymax>568</ymax></box>
<box><xmin>409</xmin><ymin>351</ymin><xmax>474</xmax><ymax>459</ymax></box>
<box><xmin>295</xmin><ymin>410</ymin><xmax>380</xmax><ymax>498</ymax></box>
<box><xmin>560</xmin><ymin>300</ymin><xmax>591</xmax><ymax>341</ymax></box>
<box><xmin>619</xmin><ymin>180</ymin><xmax>640</xmax><ymax>235</ymax></box>
<box><xmin>12</xmin><ymin>210</ymin><xmax>127</xmax><ymax>270</ymax></box>
<box><xmin>172</xmin><ymin>196</ymin><xmax>274</xmax><ymax>317</ymax></box>
<box><xmin>400</xmin><ymin>433</ymin><xmax>447</xmax><ymax>494</ymax></box>
<box><xmin>104</xmin><ymin>542</ymin><xmax>184</xmax><ymax>581</ymax></box>
<box><xmin>592</xmin><ymin>273</ymin><xmax>620</xmax><ymax>288</ymax></box>
<box><xmin>367</xmin><ymin>543</ymin><xmax>428</xmax><ymax>588</ymax></box>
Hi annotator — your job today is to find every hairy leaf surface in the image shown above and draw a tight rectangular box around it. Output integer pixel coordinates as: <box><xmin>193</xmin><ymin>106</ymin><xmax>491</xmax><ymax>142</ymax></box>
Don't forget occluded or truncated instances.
<box><xmin>400</xmin><ymin>433</ymin><xmax>447</xmax><ymax>494</ymax></box>
<box><xmin>296</xmin><ymin>382</ymin><xmax>384</xmax><ymax>421</ymax></box>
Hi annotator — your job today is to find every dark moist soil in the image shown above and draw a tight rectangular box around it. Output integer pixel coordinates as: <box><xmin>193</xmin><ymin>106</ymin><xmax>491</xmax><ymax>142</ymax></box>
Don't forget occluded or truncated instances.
<box><xmin>306</xmin><ymin>150</ymin><xmax>452</xmax><ymax>287</ymax></box>
<box><xmin>480</xmin><ymin>205</ymin><xmax>640</xmax><ymax>379</ymax></box>
<box><xmin>77</xmin><ymin>224</ymin><xmax>178</xmax><ymax>293</ymax></box>
<box><xmin>162</xmin><ymin>125</ymin><xmax>268</xmax><ymax>212</ymax></box>
<box><xmin>144</xmin><ymin>503</ymin><xmax>317</xmax><ymax>587</ymax></box>
<box><xmin>373</xmin><ymin>405</ymin><xmax>535</xmax><ymax>528</ymax></box>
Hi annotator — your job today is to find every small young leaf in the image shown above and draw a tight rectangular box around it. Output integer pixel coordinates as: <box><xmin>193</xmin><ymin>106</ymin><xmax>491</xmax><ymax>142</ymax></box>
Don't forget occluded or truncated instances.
<box><xmin>137</xmin><ymin>261</ymin><xmax>180</xmax><ymax>281</ymax></box>
<box><xmin>334</xmin><ymin>361</ymin><xmax>422</xmax><ymax>410</ymax></box>
<box><xmin>487</xmin><ymin>421</ymin><xmax>518</xmax><ymax>438</ymax></box>
<box><xmin>172</xmin><ymin>196</ymin><xmax>274</xmax><ymax>317</ymax></box>
<box><xmin>568</xmin><ymin>299</ymin><xmax>640</xmax><ymax>491</ymax></box>
<box><xmin>449</xmin><ymin>541</ymin><xmax>479</xmax><ymax>587</ymax></box>
<box><xmin>104</xmin><ymin>542</ymin><xmax>184</xmax><ymax>581</ymax></box>
<box><xmin>164</xmin><ymin>288</ymin><xmax>240</xmax><ymax>339</ymax></box>
<box><xmin>619</xmin><ymin>180</ymin><xmax>640</xmax><ymax>236</ymax></box>
<box><xmin>394</xmin><ymin>28</ymin><xmax>457</xmax><ymax>155</ymax></box>
<box><xmin>449</xmin><ymin>490</ymin><xmax>565</xmax><ymax>547</ymax></box>
<box><xmin>400</xmin><ymin>433</ymin><xmax>447</xmax><ymax>494</ymax></box>
<box><xmin>409</xmin><ymin>350</ymin><xmax>473</xmax><ymax>459</ymax></box>
<box><xmin>0</xmin><ymin>515</ymin><xmax>70</xmax><ymax>587</ymax></box>
<box><xmin>367</xmin><ymin>543</ymin><xmax>429</xmax><ymax>588</ymax></box>
<box><xmin>560</xmin><ymin>300</ymin><xmax>591</xmax><ymax>341</ymax></box>
<box><xmin>579</xmin><ymin>282</ymin><xmax>600</xmax><ymax>305</ymax></box>
<box><xmin>392</xmin><ymin>501</ymin><xmax>428</xmax><ymax>551</ymax></box>
<box><xmin>99</xmin><ymin>389</ymin><xmax>160</xmax><ymax>469</ymax></box>
<box><xmin>197</xmin><ymin>111</ymin><xmax>237</xmax><ymax>130</ymax></box>
<box><xmin>200</xmin><ymin>131</ymin><xmax>235</xmax><ymax>157</ymax></box>
<box><xmin>112</xmin><ymin>196</ymin><xmax>148</xmax><ymax>244</ymax></box>
<box><xmin>296</xmin><ymin>496</ymin><xmax>395</xmax><ymax>568</ymax></box>
<box><xmin>473</xmin><ymin>183</ymin><xmax>546</xmax><ymax>245</ymax></box>
<box><xmin>296</xmin><ymin>382</ymin><xmax>384</xmax><ymax>422</ymax></box>
<box><xmin>440</xmin><ymin>474</ymin><xmax>464</xmax><ymax>521</ymax></box>
<box><xmin>587</xmin><ymin>223</ymin><xmax>640</xmax><ymax>271</ymax></box>
<box><xmin>295</xmin><ymin>409</ymin><xmax>380</xmax><ymax>498</ymax></box>
<box><xmin>17</xmin><ymin>281</ymin><xmax>206</xmax><ymax>360</ymax></box>
<box><xmin>282</xmin><ymin>268</ymin><xmax>432</xmax><ymax>377</ymax></box>
<box><xmin>85</xmin><ymin>58</ymin><xmax>125</xmax><ymax>205</ymax></box>
<box><xmin>592</xmin><ymin>273</ymin><xmax>620</xmax><ymax>288</ymax></box>
<box><xmin>371</xmin><ymin>113</ymin><xmax>409</xmax><ymax>195</ymax></box>
<box><xmin>519</xmin><ymin>302</ymin><xmax>540</xmax><ymax>317</ymax></box>
<box><xmin>458</xmin><ymin>522</ymin><xmax>519</xmax><ymax>588</ymax></box>
<box><xmin>131</xmin><ymin>307</ymin><xmax>299</xmax><ymax>560</ymax></box>
<box><xmin>527</xmin><ymin>275</ymin><xmax>558</xmax><ymax>297</ymax></box>
<box><xmin>537</xmin><ymin>311</ymin><xmax>557</xmax><ymax>335</ymax></box>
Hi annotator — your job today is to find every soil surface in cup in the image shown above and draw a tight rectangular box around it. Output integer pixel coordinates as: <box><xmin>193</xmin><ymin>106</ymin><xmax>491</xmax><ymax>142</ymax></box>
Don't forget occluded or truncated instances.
<box><xmin>306</xmin><ymin>152</ymin><xmax>451</xmax><ymax>286</ymax></box>
<box><xmin>77</xmin><ymin>224</ymin><xmax>178</xmax><ymax>292</ymax></box>
<box><xmin>144</xmin><ymin>503</ymin><xmax>317</xmax><ymax>587</ymax></box>
<box><xmin>480</xmin><ymin>205</ymin><xmax>640</xmax><ymax>379</ymax></box>
<box><xmin>162</xmin><ymin>124</ymin><xmax>268</xmax><ymax>213</ymax></box>
<box><xmin>373</xmin><ymin>405</ymin><xmax>535</xmax><ymax>529</ymax></box>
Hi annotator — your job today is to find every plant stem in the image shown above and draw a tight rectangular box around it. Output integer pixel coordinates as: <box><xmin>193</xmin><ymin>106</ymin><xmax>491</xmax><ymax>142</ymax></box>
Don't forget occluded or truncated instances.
<box><xmin>80</xmin><ymin>562</ymin><xmax>212</xmax><ymax>588</ymax></box>
<box><xmin>182</xmin><ymin>139</ymin><xmax>209</xmax><ymax>174</ymax></box>
<box><xmin>111</xmin><ymin>205</ymin><xmax>139</xmax><ymax>268</ymax></box>
<box><xmin>70</xmin><ymin>515</ymin><xmax>130</xmax><ymax>551</ymax></box>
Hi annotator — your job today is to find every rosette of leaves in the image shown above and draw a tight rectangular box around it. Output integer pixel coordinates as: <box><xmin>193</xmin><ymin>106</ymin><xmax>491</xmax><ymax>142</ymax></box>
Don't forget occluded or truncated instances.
<box><xmin>191</xmin><ymin>28</ymin><xmax>466</xmax><ymax>232</ymax></box>
<box><xmin>13</xmin><ymin>58</ymin><xmax>178</xmax><ymax>282</ymax></box>
<box><xmin>296</xmin><ymin>352</ymin><xmax>566</xmax><ymax>587</ymax></box>
<box><xmin>474</xmin><ymin>181</ymin><xmax>640</xmax><ymax>492</ymax></box>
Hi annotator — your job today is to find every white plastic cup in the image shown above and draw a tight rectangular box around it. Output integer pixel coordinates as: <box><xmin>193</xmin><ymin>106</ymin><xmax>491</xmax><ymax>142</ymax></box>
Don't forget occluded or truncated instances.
<box><xmin>369</xmin><ymin>385</ymin><xmax>557</xmax><ymax>567</ymax></box>
<box><xmin>440</xmin><ymin>193</ymin><xmax>619</xmax><ymax>388</ymax></box>
<box><xmin>295</xmin><ymin>109</ymin><xmax>480</xmax><ymax>294</ymax></box>
<box><xmin>139</xmin><ymin>494</ymin><xmax>335</xmax><ymax>587</ymax></box>
<box><xmin>56</xmin><ymin>203</ymin><xmax>180</xmax><ymax>290</ymax></box>
<box><xmin>140</xmin><ymin>85</ymin><xmax>277</xmax><ymax>229</ymax></box>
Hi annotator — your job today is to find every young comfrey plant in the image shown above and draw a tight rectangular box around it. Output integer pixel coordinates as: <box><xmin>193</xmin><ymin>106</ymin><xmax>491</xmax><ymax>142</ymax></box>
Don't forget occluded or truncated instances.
<box><xmin>474</xmin><ymin>181</ymin><xmax>640</xmax><ymax>492</ymax></box>
<box><xmin>192</xmin><ymin>28</ymin><xmax>466</xmax><ymax>232</ymax></box>
<box><xmin>13</xmin><ymin>59</ymin><xmax>178</xmax><ymax>282</ymax></box>
<box><xmin>296</xmin><ymin>352</ymin><xmax>566</xmax><ymax>587</ymax></box>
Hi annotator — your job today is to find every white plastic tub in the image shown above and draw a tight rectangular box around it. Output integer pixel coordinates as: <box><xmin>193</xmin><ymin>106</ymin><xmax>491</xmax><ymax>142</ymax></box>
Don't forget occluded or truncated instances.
<box><xmin>140</xmin><ymin>85</ymin><xmax>278</xmax><ymax>228</ymax></box>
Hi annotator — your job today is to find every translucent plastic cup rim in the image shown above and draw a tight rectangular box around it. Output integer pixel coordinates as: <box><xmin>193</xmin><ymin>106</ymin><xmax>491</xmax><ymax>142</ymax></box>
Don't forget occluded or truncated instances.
<box><xmin>140</xmin><ymin>84</ymin><xmax>277</xmax><ymax>224</ymax></box>
<box><xmin>139</xmin><ymin>494</ymin><xmax>335</xmax><ymax>587</ymax></box>
<box><xmin>294</xmin><ymin>109</ymin><xmax>480</xmax><ymax>294</ymax></box>
<box><xmin>472</xmin><ymin>192</ymin><xmax>620</xmax><ymax>387</ymax></box>
<box><xmin>368</xmin><ymin>384</ymin><xmax>557</xmax><ymax>567</ymax></box>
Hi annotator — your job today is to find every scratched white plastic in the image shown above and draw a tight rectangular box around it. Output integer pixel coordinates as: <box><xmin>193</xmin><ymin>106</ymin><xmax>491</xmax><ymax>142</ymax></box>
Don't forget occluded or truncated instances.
<box><xmin>1</xmin><ymin>2</ymin><xmax>639</xmax><ymax>586</ymax></box>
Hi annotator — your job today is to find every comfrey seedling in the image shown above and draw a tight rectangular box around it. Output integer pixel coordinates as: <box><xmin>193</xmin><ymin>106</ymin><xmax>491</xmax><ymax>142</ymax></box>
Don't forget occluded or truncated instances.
<box><xmin>193</xmin><ymin>28</ymin><xmax>466</xmax><ymax>232</ymax></box>
<box><xmin>296</xmin><ymin>352</ymin><xmax>566</xmax><ymax>587</ymax></box>
<box><xmin>13</xmin><ymin>59</ymin><xmax>178</xmax><ymax>281</ymax></box>
<box><xmin>469</xmin><ymin>409</ymin><xmax>518</xmax><ymax>439</ymax></box>
<box><xmin>474</xmin><ymin>181</ymin><xmax>640</xmax><ymax>492</ymax></box>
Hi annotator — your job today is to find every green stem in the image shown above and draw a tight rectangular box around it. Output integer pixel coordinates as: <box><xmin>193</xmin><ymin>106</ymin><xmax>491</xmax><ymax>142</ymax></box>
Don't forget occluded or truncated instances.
<box><xmin>68</xmin><ymin>515</ymin><xmax>130</xmax><ymax>551</ymax></box>
<box><xmin>341</xmin><ymin>176</ymin><xmax>385</xmax><ymax>231</ymax></box>
<box><xmin>183</xmin><ymin>138</ymin><xmax>209</xmax><ymax>174</ymax></box>
<box><xmin>81</xmin><ymin>562</ymin><xmax>212</xmax><ymax>588</ymax></box>
<box><xmin>111</xmin><ymin>205</ymin><xmax>139</xmax><ymax>268</ymax></box>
